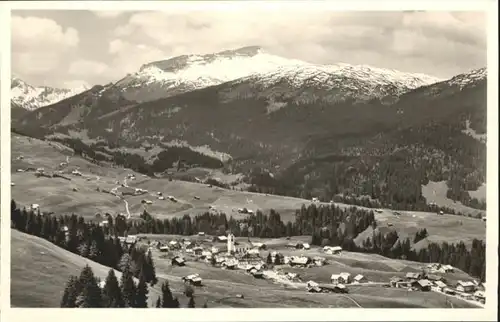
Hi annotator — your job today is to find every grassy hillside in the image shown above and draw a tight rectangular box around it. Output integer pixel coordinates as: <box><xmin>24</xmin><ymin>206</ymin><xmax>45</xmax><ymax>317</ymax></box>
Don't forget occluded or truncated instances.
<box><xmin>11</xmin><ymin>229</ymin><xmax>145</xmax><ymax>307</ymax></box>
<box><xmin>11</xmin><ymin>133</ymin><xmax>485</xmax><ymax>251</ymax></box>
<box><xmin>421</xmin><ymin>181</ymin><xmax>484</xmax><ymax>217</ymax></box>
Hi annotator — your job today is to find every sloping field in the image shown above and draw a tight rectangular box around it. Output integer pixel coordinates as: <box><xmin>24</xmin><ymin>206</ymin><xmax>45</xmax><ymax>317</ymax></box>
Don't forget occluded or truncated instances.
<box><xmin>11</xmin><ymin>229</ymin><xmax>163</xmax><ymax>307</ymax></box>
<box><xmin>12</xmin><ymin>134</ymin><xmax>485</xmax><ymax>249</ymax></box>
<box><xmin>367</xmin><ymin>209</ymin><xmax>485</xmax><ymax>248</ymax></box>
<box><xmin>421</xmin><ymin>180</ymin><xmax>485</xmax><ymax>217</ymax></box>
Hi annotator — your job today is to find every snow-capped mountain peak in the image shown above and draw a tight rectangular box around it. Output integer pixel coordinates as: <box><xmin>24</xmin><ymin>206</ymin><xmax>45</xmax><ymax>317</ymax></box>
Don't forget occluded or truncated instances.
<box><xmin>115</xmin><ymin>46</ymin><xmax>442</xmax><ymax>103</ymax></box>
<box><xmin>11</xmin><ymin>76</ymin><xmax>89</xmax><ymax>111</ymax></box>
<box><xmin>217</xmin><ymin>61</ymin><xmax>444</xmax><ymax>105</ymax></box>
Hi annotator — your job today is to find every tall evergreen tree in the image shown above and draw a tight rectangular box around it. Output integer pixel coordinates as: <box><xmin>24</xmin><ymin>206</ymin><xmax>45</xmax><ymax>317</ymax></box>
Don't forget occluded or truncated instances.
<box><xmin>135</xmin><ymin>270</ymin><xmax>149</xmax><ymax>308</ymax></box>
<box><xmin>77</xmin><ymin>265</ymin><xmax>103</xmax><ymax>307</ymax></box>
<box><xmin>60</xmin><ymin>275</ymin><xmax>80</xmax><ymax>308</ymax></box>
<box><xmin>102</xmin><ymin>269</ymin><xmax>124</xmax><ymax>308</ymax></box>
<box><xmin>120</xmin><ymin>264</ymin><xmax>137</xmax><ymax>307</ymax></box>
<box><xmin>144</xmin><ymin>251</ymin><xmax>158</xmax><ymax>286</ymax></box>
<box><xmin>160</xmin><ymin>281</ymin><xmax>179</xmax><ymax>308</ymax></box>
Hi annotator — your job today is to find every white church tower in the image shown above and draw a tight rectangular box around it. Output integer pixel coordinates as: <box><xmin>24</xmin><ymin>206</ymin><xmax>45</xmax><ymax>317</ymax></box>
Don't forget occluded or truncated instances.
<box><xmin>227</xmin><ymin>232</ymin><xmax>235</xmax><ymax>255</ymax></box>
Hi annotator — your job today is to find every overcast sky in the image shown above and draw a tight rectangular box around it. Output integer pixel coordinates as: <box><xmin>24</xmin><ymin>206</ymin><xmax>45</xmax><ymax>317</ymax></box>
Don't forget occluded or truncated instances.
<box><xmin>11</xmin><ymin>10</ymin><xmax>487</xmax><ymax>89</ymax></box>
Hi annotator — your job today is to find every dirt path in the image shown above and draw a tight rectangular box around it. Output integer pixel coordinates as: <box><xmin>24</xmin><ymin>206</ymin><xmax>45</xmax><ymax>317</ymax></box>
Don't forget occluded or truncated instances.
<box><xmin>341</xmin><ymin>294</ymin><xmax>363</xmax><ymax>307</ymax></box>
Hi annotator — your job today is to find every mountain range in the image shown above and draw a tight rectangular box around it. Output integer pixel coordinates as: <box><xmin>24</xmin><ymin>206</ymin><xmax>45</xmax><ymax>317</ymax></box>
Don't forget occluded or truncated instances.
<box><xmin>11</xmin><ymin>46</ymin><xmax>487</xmax><ymax>214</ymax></box>
<box><xmin>11</xmin><ymin>76</ymin><xmax>88</xmax><ymax>111</ymax></box>
<box><xmin>12</xmin><ymin>46</ymin><xmax>443</xmax><ymax>111</ymax></box>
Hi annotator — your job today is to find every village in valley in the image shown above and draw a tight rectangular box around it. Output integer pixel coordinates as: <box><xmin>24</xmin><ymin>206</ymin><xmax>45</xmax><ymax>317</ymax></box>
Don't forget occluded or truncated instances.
<box><xmin>119</xmin><ymin>227</ymin><xmax>487</xmax><ymax>307</ymax></box>
<box><xmin>8</xmin><ymin>8</ymin><xmax>490</xmax><ymax>311</ymax></box>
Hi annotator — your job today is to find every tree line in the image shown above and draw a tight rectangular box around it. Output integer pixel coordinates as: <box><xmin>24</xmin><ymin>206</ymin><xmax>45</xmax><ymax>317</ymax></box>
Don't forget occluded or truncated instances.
<box><xmin>51</xmin><ymin>137</ymin><xmax>224</xmax><ymax>176</ymax></box>
<box><xmin>11</xmin><ymin>200</ymin><xmax>157</xmax><ymax>285</ymax></box>
<box><xmin>61</xmin><ymin>264</ymin><xmax>202</xmax><ymax>308</ymax></box>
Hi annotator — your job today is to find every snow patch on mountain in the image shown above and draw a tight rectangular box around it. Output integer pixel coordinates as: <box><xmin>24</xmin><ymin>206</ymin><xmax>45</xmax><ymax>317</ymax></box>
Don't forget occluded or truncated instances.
<box><xmin>239</xmin><ymin>63</ymin><xmax>442</xmax><ymax>94</ymax></box>
<box><xmin>462</xmin><ymin>119</ymin><xmax>486</xmax><ymax>143</ymax></box>
<box><xmin>266</xmin><ymin>99</ymin><xmax>288</xmax><ymax>114</ymax></box>
<box><xmin>447</xmin><ymin>67</ymin><xmax>486</xmax><ymax>90</ymax></box>
<box><xmin>11</xmin><ymin>77</ymin><xmax>88</xmax><ymax>110</ymax></box>
<box><xmin>219</xmin><ymin>62</ymin><xmax>444</xmax><ymax>105</ymax></box>
<box><xmin>116</xmin><ymin>46</ymin><xmax>442</xmax><ymax>103</ymax></box>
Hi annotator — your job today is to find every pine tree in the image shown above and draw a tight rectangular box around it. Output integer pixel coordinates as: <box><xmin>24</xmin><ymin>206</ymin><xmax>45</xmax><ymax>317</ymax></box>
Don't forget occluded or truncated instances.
<box><xmin>60</xmin><ymin>275</ymin><xmax>79</xmax><ymax>308</ymax></box>
<box><xmin>135</xmin><ymin>270</ymin><xmax>149</xmax><ymax>308</ymax></box>
<box><xmin>274</xmin><ymin>254</ymin><xmax>281</xmax><ymax>265</ymax></box>
<box><xmin>145</xmin><ymin>251</ymin><xmax>158</xmax><ymax>286</ymax></box>
<box><xmin>119</xmin><ymin>253</ymin><xmax>131</xmax><ymax>272</ymax></box>
<box><xmin>77</xmin><ymin>265</ymin><xmax>103</xmax><ymax>307</ymax></box>
<box><xmin>88</xmin><ymin>240</ymin><xmax>99</xmax><ymax>260</ymax></box>
<box><xmin>120</xmin><ymin>264</ymin><xmax>137</xmax><ymax>307</ymax></box>
<box><xmin>102</xmin><ymin>269</ymin><xmax>124</xmax><ymax>308</ymax></box>
<box><xmin>160</xmin><ymin>281</ymin><xmax>175</xmax><ymax>308</ymax></box>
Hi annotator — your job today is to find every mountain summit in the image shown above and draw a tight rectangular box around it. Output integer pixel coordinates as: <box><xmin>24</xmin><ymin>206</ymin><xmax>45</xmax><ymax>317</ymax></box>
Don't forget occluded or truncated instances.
<box><xmin>113</xmin><ymin>46</ymin><xmax>443</xmax><ymax>103</ymax></box>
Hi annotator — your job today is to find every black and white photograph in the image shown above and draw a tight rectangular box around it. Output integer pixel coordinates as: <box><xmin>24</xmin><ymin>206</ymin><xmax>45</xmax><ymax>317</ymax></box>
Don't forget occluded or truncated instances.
<box><xmin>1</xmin><ymin>1</ymin><xmax>498</xmax><ymax>320</ymax></box>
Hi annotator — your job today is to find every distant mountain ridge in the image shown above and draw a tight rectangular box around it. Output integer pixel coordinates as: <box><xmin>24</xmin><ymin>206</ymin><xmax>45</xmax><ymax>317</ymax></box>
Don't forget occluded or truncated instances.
<box><xmin>11</xmin><ymin>76</ymin><xmax>88</xmax><ymax>111</ymax></box>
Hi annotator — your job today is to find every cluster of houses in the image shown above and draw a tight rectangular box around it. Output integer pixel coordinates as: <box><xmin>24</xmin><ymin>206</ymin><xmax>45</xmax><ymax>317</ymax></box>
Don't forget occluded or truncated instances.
<box><xmin>388</xmin><ymin>269</ymin><xmax>486</xmax><ymax>303</ymax></box>
<box><xmin>306</xmin><ymin>281</ymin><xmax>348</xmax><ymax>294</ymax></box>
<box><xmin>117</xmin><ymin>235</ymin><xmax>140</xmax><ymax>245</ymax></box>
<box><xmin>331</xmin><ymin>273</ymin><xmax>368</xmax><ymax>285</ymax></box>
<box><xmin>150</xmin><ymin>234</ymin><xmax>337</xmax><ymax>283</ymax></box>
<box><xmin>425</xmin><ymin>263</ymin><xmax>455</xmax><ymax>274</ymax></box>
<box><xmin>165</xmin><ymin>240</ymin><xmax>268</xmax><ymax>279</ymax></box>
<box><xmin>133</xmin><ymin>188</ymin><xmax>148</xmax><ymax>195</ymax></box>
<box><xmin>155</xmin><ymin>191</ymin><xmax>178</xmax><ymax>202</ymax></box>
